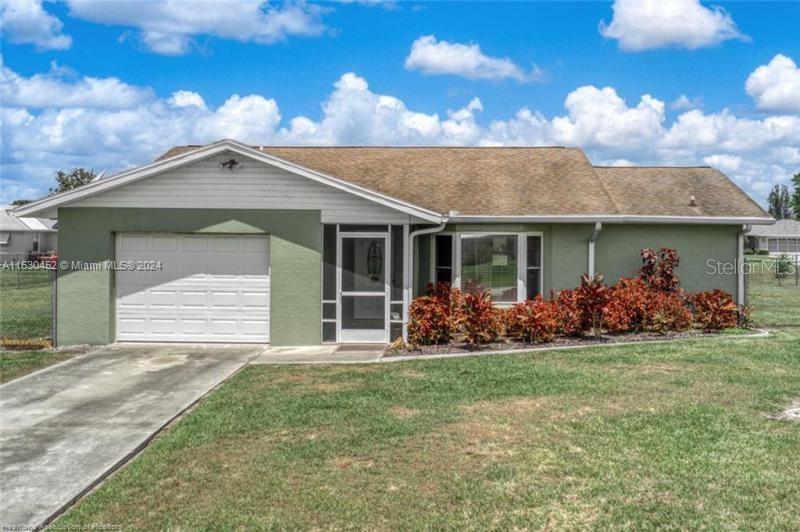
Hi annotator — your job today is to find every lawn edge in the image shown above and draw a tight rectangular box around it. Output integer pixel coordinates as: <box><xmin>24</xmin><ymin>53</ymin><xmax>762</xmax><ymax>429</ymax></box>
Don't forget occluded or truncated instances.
<box><xmin>381</xmin><ymin>328</ymin><xmax>771</xmax><ymax>363</ymax></box>
<box><xmin>0</xmin><ymin>347</ymin><xmax>100</xmax><ymax>388</ymax></box>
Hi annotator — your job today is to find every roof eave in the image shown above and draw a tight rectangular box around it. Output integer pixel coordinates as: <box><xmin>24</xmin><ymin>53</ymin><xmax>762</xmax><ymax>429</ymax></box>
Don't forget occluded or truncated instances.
<box><xmin>448</xmin><ymin>215</ymin><xmax>776</xmax><ymax>225</ymax></box>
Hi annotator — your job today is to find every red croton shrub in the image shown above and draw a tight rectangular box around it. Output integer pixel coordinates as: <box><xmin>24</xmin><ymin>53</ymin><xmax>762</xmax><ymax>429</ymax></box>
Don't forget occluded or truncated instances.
<box><xmin>603</xmin><ymin>277</ymin><xmax>650</xmax><ymax>333</ymax></box>
<box><xmin>575</xmin><ymin>273</ymin><xmax>609</xmax><ymax>336</ymax></box>
<box><xmin>552</xmin><ymin>288</ymin><xmax>583</xmax><ymax>336</ymax></box>
<box><xmin>506</xmin><ymin>296</ymin><xmax>558</xmax><ymax>343</ymax></box>
<box><xmin>407</xmin><ymin>295</ymin><xmax>450</xmax><ymax>345</ymax></box>
<box><xmin>692</xmin><ymin>289</ymin><xmax>739</xmax><ymax>331</ymax></box>
<box><xmin>407</xmin><ymin>282</ymin><xmax>460</xmax><ymax>345</ymax></box>
<box><xmin>639</xmin><ymin>247</ymin><xmax>681</xmax><ymax>292</ymax></box>
<box><xmin>457</xmin><ymin>290</ymin><xmax>503</xmax><ymax>345</ymax></box>
<box><xmin>643</xmin><ymin>291</ymin><xmax>692</xmax><ymax>334</ymax></box>
<box><xmin>426</xmin><ymin>282</ymin><xmax>464</xmax><ymax>334</ymax></box>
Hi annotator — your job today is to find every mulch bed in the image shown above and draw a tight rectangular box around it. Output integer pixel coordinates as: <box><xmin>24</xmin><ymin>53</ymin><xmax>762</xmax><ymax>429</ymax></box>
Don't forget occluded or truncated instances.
<box><xmin>385</xmin><ymin>328</ymin><xmax>751</xmax><ymax>357</ymax></box>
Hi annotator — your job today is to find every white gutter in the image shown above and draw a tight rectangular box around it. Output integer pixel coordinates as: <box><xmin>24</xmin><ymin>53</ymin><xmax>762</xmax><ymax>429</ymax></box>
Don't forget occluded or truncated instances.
<box><xmin>588</xmin><ymin>222</ymin><xmax>602</xmax><ymax>277</ymax></box>
<box><xmin>447</xmin><ymin>215</ymin><xmax>775</xmax><ymax>225</ymax></box>
<box><xmin>403</xmin><ymin>220</ymin><xmax>449</xmax><ymax>341</ymax></box>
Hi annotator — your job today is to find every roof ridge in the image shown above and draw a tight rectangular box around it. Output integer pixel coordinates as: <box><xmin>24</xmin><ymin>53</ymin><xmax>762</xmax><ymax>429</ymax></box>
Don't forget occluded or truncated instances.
<box><xmin>256</xmin><ymin>145</ymin><xmax>573</xmax><ymax>149</ymax></box>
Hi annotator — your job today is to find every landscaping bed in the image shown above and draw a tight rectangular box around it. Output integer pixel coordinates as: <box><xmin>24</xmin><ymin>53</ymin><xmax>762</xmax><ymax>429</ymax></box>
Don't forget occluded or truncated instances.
<box><xmin>401</xmin><ymin>248</ymin><xmax>749</xmax><ymax>356</ymax></box>
<box><xmin>386</xmin><ymin>327</ymin><xmax>755</xmax><ymax>357</ymax></box>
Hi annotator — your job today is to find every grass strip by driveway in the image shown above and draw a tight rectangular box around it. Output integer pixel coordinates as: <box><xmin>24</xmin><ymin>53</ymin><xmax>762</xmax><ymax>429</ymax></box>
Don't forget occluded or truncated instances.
<box><xmin>0</xmin><ymin>350</ymin><xmax>73</xmax><ymax>384</ymax></box>
<box><xmin>58</xmin><ymin>330</ymin><xmax>800</xmax><ymax>530</ymax></box>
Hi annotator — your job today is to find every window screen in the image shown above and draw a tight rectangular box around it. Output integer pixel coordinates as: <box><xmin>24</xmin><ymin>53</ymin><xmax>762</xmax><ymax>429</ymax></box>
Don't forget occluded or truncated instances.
<box><xmin>322</xmin><ymin>225</ymin><xmax>337</xmax><ymax>301</ymax></box>
<box><xmin>460</xmin><ymin>234</ymin><xmax>518</xmax><ymax>302</ymax></box>
<box><xmin>526</xmin><ymin>236</ymin><xmax>542</xmax><ymax>299</ymax></box>
<box><xmin>391</xmin><ymin>225</ymin><xmax>403</xmax><ymax>301</ymax></box>
<box><xmin>434</xmin><ymin>235</ymin><xmax>453</xmax><ymax>285</ymax></box>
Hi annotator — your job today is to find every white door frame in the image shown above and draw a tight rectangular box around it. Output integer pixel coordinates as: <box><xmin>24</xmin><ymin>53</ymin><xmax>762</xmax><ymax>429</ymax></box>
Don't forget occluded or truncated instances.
<box><xmin>337</xmin><ymin>231</ymin><xmax>390</xmax><ymax>343</ymax></box>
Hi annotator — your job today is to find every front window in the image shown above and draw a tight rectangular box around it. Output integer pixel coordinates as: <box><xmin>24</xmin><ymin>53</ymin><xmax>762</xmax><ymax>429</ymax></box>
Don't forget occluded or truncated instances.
<box><xmin>460</xmin><ymin>234</ymin><xmax>519</xmax><ymax>303</ymax></box>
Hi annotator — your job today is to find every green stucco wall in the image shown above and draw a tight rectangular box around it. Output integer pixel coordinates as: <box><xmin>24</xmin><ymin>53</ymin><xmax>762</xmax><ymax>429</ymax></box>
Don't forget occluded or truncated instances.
<box><xmin>595</xmin><ymin>224</ymin><xmax>739</xmax><ymax>295</ymax></box>
<box><xmin>426</xmin><ymin>223</ymin><xmax>594</xmax><ymax>297</ymax></box>
<box><xmin>417</xmin><ymin>223</ymin><xmax>739</xmax><ymax>299</ymax></box>
<box><xmin>56</xmin><ymin>208</ymin><xmax>322</xmax><ymax>346</ymax></box>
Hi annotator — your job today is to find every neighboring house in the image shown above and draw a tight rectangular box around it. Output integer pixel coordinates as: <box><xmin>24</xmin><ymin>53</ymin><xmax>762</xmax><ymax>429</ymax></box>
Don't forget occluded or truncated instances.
<box><xmin>0</xmin><ymin>208</ymin><xmax>58</xmax><ymax>263</ymax></box>
<box><xmin>15</xmin><ymin>139</ymin><xmax>772</xmax><ymax>347</ymax></box>
<box><xmin>747</xmin><ymin>219</ymin><xmax>800</xmax><ymax>256</ymax></box>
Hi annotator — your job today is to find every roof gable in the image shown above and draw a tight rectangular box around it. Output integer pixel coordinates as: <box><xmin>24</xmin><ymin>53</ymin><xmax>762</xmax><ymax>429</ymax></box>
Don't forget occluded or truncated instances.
<box><xmin>15</xmin><ymin>140</ymin><xmax>441</xmax><ymax>222</ymax></box>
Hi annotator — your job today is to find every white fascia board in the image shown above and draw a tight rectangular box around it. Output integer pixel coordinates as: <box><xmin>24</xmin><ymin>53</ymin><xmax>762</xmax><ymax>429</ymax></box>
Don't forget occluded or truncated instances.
<box><xmin>448</xmin><ymin>215</ymin><xmax>776</xmax><ymax>225</ymax></box>
<box><xmin>14</xmin><ymin>139</ymin><xmax>443</xmax><ymax>223</ymax></box>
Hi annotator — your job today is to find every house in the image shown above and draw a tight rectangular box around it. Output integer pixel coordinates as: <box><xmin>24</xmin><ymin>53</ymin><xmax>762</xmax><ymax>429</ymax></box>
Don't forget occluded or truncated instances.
<box><xmin>0</xmin><ymin>208</ymin><xmax>58</xmax><ymax>263</ymax></box>
<box><xmin>747</xmin><ymin>219</ymin><xmax>800</xmax><ymax>256</ymax></box>
<box><xmin>14</xmin><ymin>139</ymin><xmax>772</xmax><ymax>347</ymax></box>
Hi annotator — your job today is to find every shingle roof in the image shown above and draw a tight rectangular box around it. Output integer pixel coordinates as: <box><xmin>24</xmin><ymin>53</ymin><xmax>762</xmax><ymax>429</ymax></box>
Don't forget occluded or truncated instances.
<box><xmin>156</xmin><ymin>145</ymin><xmax>769</xmax><ymax>219</ymax></box>
<box><xmin>748</xmin><ymin>219</ymin><xmax>800</xmax><ymax>237</ymax></box>
<box><xmin>593</xmin><ymin>166</ymin><xmax>768</xmax><ymax>218</ymax></box>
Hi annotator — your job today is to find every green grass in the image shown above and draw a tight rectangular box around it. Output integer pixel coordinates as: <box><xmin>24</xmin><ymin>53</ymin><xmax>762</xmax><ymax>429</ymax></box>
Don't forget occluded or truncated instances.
<box><xmin>0</xmin><ymin>268</ymin><xmax>53</xmax><ymax>339</ymax></box>
<box><xmin>58</xmin><ymin>279</ymin><xmax>800</xmax><ymax>530</ymax></box>
<box><xmin>0</xmin><ymin>350</ymin><xmax>72</xmax><ymax>384</ymax></box>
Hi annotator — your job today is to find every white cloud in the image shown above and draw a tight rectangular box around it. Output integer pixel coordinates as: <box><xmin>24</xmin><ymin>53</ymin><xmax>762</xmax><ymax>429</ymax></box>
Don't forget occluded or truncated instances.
<box><xmin>168</xmin><ymin>90</ymin><xmax>206</xmax><ymax>109</ymax></box>
<box><xmin>703</xmin><ymin>154</ymin><xmax>743</xmax><ymax>172</ymax></box>
<box><xmin>0</xmin><ymin>0</ymin><xmax>72</xmax><ymax>50</ymax></box>
<box><xmin>405</xmin><ymin>35</ymin><xmax>542</xmax><ymax>82</ymax></box>
<box><xmin>65</xmin><ymin>0</ymin><xmax>327</xmax><ymax>55</ymax></box>
<box><xmin>599</xmin><ymin>0</ymin><xmax>746</xmax><ymax>51</ymax></box>
<box><xmin>745</xmin><ymin>54</ymin><xmax>800</xmax><ymax>114</ymax></box>
<box><xmin>670</xmin><ymin>94</ymin><xmax>703</xmax><ymax>110</ymax></box>
<box><xmin>2</xmin><ymin>63</ymin><xmax>798</xmax><ymax>207</ymax></box>
<box><xmin>550</xmin><ymin>86</ymin><xmax>665</xmax><ymax>153</ymax></box>
<box><xmin>0</xmin><ymin>59</ymin><xmax>153</xmax><ymax>109</ymax></box>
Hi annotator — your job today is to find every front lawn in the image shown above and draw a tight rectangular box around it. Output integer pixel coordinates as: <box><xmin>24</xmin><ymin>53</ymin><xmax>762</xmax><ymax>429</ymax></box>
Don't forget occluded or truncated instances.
<box><xmin>0</xmin><ymin>350</ymin><xmax>73</xmax><ymax>384</ymax></box>
<box><xmin>0</xmin><ymin>268</ymin><xmax>53</xmax><ymax>340</ymax></box>
<box><xmin>746</xmin><ymin>258</ymin><xmax>800</xmax><ymax>328</ymax></box>
<box><xmin>60</xmin><ymin>330</ymin><xmax>800</xmax><ymax>528</ymax></box>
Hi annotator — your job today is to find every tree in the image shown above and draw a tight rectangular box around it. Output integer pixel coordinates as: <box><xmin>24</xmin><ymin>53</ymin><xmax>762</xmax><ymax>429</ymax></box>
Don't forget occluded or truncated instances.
<box><xmin>10</xmin><ymin>199</ymin><xmax>32</xmax><ymax>206</ymax></box>
<box><xmin>791</xmin><ymin>171</ymin><xmax>800</xmax><ymax>220</ymax></box>
<box><xmin>767</xmin><ymin>184</ymin><xmax>792</xmax><ymax>219</ymax></box>
<box><xmin>49</xmin><ymin>168</ymin><xmax>96</xmax><ymax>194</ymax></box>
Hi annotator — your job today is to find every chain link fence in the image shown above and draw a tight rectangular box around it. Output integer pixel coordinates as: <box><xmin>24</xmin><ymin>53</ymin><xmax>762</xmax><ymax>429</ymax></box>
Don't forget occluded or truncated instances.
<box><xmin>0</xmin><ymin>265</ymin><xmax>57</xmax><ymax>347</ymax></box>
<box><xmin>744</xmin><ymin>254</ymin><xmax>800</xmax><ymax>329</ymax></box>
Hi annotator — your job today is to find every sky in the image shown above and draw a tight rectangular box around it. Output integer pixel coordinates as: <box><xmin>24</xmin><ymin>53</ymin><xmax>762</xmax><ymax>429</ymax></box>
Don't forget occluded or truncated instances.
<box><xmin>1</xmin><ymin>0</ymin><xmax>799</xmax><ymax>207</ymax></box>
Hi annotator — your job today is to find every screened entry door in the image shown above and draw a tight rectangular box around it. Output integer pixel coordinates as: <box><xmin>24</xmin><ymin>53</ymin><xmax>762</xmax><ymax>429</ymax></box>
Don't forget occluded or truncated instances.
<box><xmin>339</xmin><ymin>235</ymin><xmax>389</xmax><ymax>343</ymax></box>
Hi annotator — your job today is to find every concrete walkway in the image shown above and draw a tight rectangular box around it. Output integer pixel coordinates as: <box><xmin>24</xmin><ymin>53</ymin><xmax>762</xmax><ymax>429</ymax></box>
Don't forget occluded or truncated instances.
<box><xmin>0</xmin><ymin>344</ymin><xmax>260</xmax><ymax>528</ymax></box>
<box><xmin>251</xmin><ymin>344</ymin><xmax>384</xmax><ymax>364</ymax></box>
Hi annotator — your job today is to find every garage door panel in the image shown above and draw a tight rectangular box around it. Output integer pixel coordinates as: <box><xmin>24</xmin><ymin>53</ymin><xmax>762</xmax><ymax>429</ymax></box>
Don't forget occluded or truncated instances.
<box><xmin>119</xmin><ymin>234</ymin><xmax>147</xmax><ymax>252</ymax></box>
<box><xmin>116</xmin><ymin>233</ymin><xmax>270</xmax><ymax>343</ymax></box>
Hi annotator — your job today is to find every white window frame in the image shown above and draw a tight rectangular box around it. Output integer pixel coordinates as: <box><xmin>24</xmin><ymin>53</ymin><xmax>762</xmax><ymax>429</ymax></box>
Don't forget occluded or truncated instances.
<box><xmin>452</xmin><ymin>231</ymin><xmax>544</xmax><ymax>306</ymax></box>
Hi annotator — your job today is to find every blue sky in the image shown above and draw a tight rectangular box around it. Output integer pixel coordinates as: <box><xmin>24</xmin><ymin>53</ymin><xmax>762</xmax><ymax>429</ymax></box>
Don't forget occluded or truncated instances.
<box><xmin>2</xmin><ymin>1</ymin><xmax>799</xmax><ymax>206</ymax></box>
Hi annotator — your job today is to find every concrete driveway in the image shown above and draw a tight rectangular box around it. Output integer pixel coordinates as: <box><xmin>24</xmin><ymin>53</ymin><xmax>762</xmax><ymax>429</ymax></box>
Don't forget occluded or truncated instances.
<box><xmin>0</xmin><ymin>344</ymin><xmax>261</xmax><ymax>528</ymax></box>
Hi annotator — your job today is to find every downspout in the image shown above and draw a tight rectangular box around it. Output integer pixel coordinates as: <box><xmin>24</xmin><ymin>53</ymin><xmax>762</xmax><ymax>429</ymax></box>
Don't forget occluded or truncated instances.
<box><xmin>738</xmin><ymin>224</ymin><xmax>751</xmax><ymax>307</ymax></box>
<box><xmin>587</xmin><ymin>222</ymin><xmax>603</xmax><ymax>277</ymax></box>
<box><xmin>403</xmin><ymin>219</ymin><xmax>448</xmax><ymax>341</ymax></box>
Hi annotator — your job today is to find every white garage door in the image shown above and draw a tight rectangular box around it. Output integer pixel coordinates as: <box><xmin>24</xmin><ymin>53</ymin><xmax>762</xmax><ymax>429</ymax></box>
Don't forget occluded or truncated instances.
<box><xmin>115</xmin><ymin>233</ymin><xmax>270</xmax><ymax>343</ymax></box>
